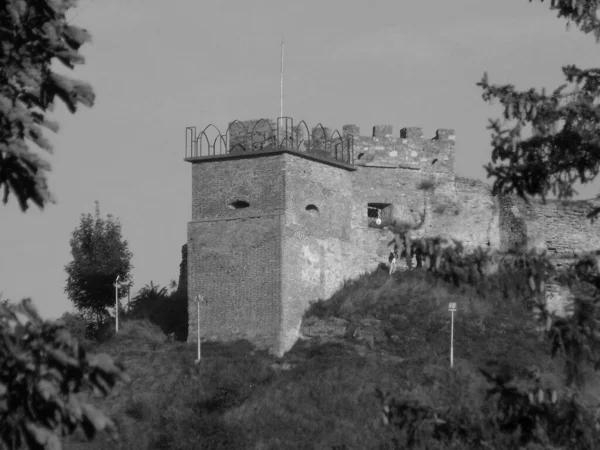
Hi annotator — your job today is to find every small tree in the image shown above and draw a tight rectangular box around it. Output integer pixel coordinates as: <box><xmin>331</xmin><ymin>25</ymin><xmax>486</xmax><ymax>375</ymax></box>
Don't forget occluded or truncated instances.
<box><xmin>0</xmin><ymin>298</ymin><xmax>130</xmax><ymax>450</ymax></box>
<box><xmin>64</xmin><ymin>201</ymin><xmax>133</xmax><ymax>328</ymax></box>
<box><xmin>1</xmin><ymin>0</ymin><xmax>95</xmax><ymax>212</ymax></box>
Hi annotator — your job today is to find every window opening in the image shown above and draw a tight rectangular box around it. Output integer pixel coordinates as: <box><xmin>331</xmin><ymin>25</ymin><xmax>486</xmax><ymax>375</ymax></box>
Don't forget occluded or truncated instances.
<box><xmin>228</xmin><ymin>200</ymin><xmax>250</xmax><ymax>209</ymax></box>
<box><xmin>367</xmin><ymin>203</ymin><xmax>390</xmax><ymax>228</ymax></box>
<box><xmin>305</xmin><ymin>204</ymin><xmax>319</xmax><ymax>214</ymax></box>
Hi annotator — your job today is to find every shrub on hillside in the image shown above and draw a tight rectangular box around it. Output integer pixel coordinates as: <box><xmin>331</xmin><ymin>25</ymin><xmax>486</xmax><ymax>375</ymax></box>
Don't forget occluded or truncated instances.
<box><xmin>0</xmin><ymin>299</ymin><xmax>130</xmax><ymax>450</ymax></box>
<box><xmin>377</xmin><ymin>364</ymin><xmax>600</xmax><ymax>449</ymax></box>
<box><xmin>57</xmin><ymin>311</ymin><xmax>88</xmax><ymax>343</ymax></box>
<box><xmin>127</xmin><ymin>282</ymin><xmax>187</xmax><ymax>341</ymax></box>
<box><xmin>114</xmin><ymin>319</ymin><xmax>167</xmax><ymax>344</ymax></box>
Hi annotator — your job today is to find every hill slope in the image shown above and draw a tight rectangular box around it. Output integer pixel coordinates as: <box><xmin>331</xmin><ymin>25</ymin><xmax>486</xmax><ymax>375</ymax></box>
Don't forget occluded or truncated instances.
<box><xmin>64</xmin><ymin>267</ymin><xmax>600</xmax><ymax>450</ymax></box>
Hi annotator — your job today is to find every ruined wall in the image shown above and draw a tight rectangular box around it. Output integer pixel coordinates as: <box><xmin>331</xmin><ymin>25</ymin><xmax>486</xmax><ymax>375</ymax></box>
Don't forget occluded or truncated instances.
<box><xmin>278</xmin><ymin>154</ymin><xmax>355</xmax><ymax>355</ymax></box>
<box><xmin>176</xmin><ymin>244</ymin><xmax>188</xmax><ymax>298</ymax></box>
<box><xmin>343</xmin><ymin>125</ymin><xmax>458</xmax><ymax>269</ymax></box>
<box><xmin>187</xmin><ymin>156</ymin><xmax>286</xmax><ymax>350</ymax></box>
<box><xmin>449</xmin><ymin>177</ymin><xmax>501</xmax><ymax>251</ymax></box>
<box><xmin>498</xmin><ymin>195</ymin><xmax>600</xmax><ymax>255</ymax></box>
<box><xmin>350</xmin><ymin>125</ymin><xmax>454</xmax><ymax>174</ymax></box>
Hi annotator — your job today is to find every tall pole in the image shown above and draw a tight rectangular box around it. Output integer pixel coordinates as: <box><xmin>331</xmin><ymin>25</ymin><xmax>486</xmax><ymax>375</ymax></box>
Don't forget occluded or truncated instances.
<box><xmin>449</xmin><ymin>302</ymin><xmax>456</xmax><ymax>368</ymax></box>
<box><xmin>450</xmin><ymin>309</ymin><xmax>454</xmax><ymax>368</ymax></box>
<box><xmin>278</xmin><ymin>40</ymin><xmax>284</xmax><ymax>145</ymax></box>
<box><xmin>280</xmin><ymin>39</ymin><xmax>284</xmax><ymax>120</ymax></box>
<box><xmin>195</xmin><ymin>294</ymin><xmax>203</xmax><ymax>364</ymax></box>
<box><xmin>115</xmin><ymin>275</ymin><xmax>120</xmax><ymax>333</ymax></box>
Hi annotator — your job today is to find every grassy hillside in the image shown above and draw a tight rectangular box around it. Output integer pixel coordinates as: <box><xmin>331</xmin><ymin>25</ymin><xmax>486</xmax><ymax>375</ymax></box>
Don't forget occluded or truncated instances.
<box><xmin>62</xmin><ymin>266</ymin><xmax>600</xmax><ymax>450</ymax></box>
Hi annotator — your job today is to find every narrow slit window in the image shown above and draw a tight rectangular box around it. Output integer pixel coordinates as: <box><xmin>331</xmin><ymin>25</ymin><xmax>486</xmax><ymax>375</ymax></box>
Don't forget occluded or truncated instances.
<box><xmin>228</xmin><ymin>200</ymin><xmax>250</xmax><ymax>209</ymax></box>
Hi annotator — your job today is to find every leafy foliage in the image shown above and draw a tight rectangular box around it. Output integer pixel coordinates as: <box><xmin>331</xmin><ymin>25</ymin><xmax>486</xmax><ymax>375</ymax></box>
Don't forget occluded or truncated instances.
<box><xmin>127</xmin><ymin>281</ymin><xmax>188</xmax><ymax>341</ymax></box>
<box><xmin>377</xmin><ymin>363</ymin><xmax>600</xmax><ymax>449</ymax></box>
<box><xmin>0</xmin><ymin>298</ymin><xmax>130</xmax><ymax>450</ymax></box>
<box><xmin>543</xmin><ymin>254</ymin><xmax>600</xmax><ymax>386</ymax></box>
<box><xmin>375</xmin><ymin>388</ymin><xmax>485</xmax><ymax>448</ymax></box>
<box><xmin>479</xmin><ymin>1</ymin><xmax>600</xmax><ymax>206</ymax></box>
<box><xmin>0</xmin><ymin>0</ymin><xmax>95</xmax><ymax>211</ymax></box>
<box><xmin>56</xmin><ymin>311</ymin><xmax>88</xmax><ymax>344</ymax></box>
<box><xmin>127</xmin><ymin>281</ymin><xmax>168</xmax><ymax>320</ymax></box>
<box><xmin>64</xmin><ymin>201</ymin><xmax>133</xmax><ymax>326</ymax></box>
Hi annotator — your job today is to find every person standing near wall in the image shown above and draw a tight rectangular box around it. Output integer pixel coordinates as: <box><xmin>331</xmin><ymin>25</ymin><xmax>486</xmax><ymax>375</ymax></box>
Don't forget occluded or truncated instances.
<box><xmin>389</xmin><ymin>251</ymin><xmax>398</xmax><ymax>275</ymax></box>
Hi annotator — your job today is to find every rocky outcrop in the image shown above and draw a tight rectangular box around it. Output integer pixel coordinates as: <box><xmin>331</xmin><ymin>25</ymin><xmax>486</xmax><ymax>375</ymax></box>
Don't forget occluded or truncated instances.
<box><xmin>299</xmin><ymin>316</ymin><xmax>391</xmax><ymax>349</ymax></box>
<box><xmin>300</xmin><ymin>316</ymin><xmax>348</xmax><ymax>341</ymax></box>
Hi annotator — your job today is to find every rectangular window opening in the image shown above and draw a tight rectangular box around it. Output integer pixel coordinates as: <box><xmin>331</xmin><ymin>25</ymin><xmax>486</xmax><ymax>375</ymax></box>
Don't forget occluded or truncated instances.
<box><xmin>367</xmin><ymin>203</ymin><xmax>391</xmax><ymax>228</ymax></box>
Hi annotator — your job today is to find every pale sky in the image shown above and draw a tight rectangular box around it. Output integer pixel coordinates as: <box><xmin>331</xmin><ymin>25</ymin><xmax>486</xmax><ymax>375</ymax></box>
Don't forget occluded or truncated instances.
<box><xmin>1</xmin><ymin>0</ymin><xmax>599</xmax><ymax>320</ymax></box>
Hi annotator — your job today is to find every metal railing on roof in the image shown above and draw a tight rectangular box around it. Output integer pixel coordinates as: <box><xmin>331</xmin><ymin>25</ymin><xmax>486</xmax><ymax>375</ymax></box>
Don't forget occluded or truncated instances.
<box><xmin>185</xmin><ymin>117</ymin><xmax>354</xmax><ymax>165</ymax></box>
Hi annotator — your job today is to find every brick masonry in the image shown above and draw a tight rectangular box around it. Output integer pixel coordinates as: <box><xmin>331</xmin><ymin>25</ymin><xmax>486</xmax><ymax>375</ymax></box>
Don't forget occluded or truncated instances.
<box><xmin>186</xmin><ymin>119</ymin><xmax>600</xmax><ymax>356</ymax></box>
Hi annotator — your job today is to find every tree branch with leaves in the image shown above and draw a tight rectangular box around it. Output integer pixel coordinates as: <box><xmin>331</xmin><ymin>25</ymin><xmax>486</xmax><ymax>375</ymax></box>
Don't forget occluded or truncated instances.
<box><xmin>479</xmin><ymin>0</ymin><xmax>600</xmax><ymax>208</ymax></box>
<box><xmin>0</xmin><ymin>0</ymin><xmax>95</xmax><ymax>212</ymax></box>
<box><xmin>0</xmin><ymin>298</ymin><xmax>130</xmax><ymax>450</ymax></box>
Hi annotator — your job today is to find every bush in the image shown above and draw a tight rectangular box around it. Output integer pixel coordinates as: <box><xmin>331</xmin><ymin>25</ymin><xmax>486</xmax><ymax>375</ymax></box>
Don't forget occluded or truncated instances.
<box><xmin>416</xmin><ymin>179</ymin><xmax>435</xmax><ymax>191</ymax></box>
<box><xmin>56</xmin><ymin>311</ymin><xmax>88</xmax><ymax>343</ymax></box>
<box><xmin>127</xmin><ymin>282</ymin><xmax>188</xmax><ymax>341</ymax></box>
<box><xmin>115</xmin><ymin>319</ymin><xmax>167</xmax><ymax>344</ymax></box>
<box><xmin>377</xmin><ymin>363</ymin><xmax>600</xmax><ymax>449</ymax></box>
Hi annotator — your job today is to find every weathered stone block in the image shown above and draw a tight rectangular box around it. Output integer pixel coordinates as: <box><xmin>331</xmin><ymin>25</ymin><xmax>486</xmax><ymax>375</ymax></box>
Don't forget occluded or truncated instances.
<box><xmin>373</xmin><ymin>125</ymin><xmax>393</xmax><ymax>138</ymax></box>
<box><xmin>343</xmin><ymin>124</ymin><xmax>360</xmax><ymax>137</ymax></box>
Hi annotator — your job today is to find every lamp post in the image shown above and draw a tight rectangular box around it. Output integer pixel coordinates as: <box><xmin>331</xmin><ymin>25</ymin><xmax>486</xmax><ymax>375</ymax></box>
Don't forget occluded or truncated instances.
<box><xmin>449</xmin><ymin>302</ymin><xmax>457</xmax><ymax>368</ymax></box>
<box><xmin>115</xmin><ymin>275</ymin><xmax>120</xmax><ymax>333</ymax></box>
<box><xmin>195</xmin><ymin>294</ymin><xmax>206</xmax><ymax>364</ymax></box>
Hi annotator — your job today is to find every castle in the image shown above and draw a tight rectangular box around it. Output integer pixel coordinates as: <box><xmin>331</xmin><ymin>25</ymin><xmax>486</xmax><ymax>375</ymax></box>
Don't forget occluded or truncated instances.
<box><xmin>184</xmin><ymin>117</ymin><xmax>600</xmax><ymax>357</ymax></box>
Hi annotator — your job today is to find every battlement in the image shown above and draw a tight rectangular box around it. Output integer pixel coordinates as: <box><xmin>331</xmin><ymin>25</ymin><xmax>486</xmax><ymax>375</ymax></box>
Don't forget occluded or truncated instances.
<box><xmin>341</xmin><ymin>124</ymin><xmax>456</xmax><ymax>173</ymax></box>
<box><xmin>185</xmin><ymin>117</ymin><xmax>354</xmax><ymax>165</ymax></box>
<box><xmin>185</xmin><ymin>118</ymin><xmax>455</xmax><ymax>173</ymax></box>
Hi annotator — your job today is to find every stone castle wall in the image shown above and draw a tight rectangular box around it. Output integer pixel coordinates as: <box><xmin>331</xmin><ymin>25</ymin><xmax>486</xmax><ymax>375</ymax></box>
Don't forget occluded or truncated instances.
<box><xmin>187</xmin><ymin>156</ymin><xmax>285</xmax><ymax>349</ymax></box>
<box><xmin>186</xmin><ymin>119</ymin><xmax>600</xmax><ymax>356</ymax></box>
<box><xmin>279</xmin><ymin>154</ymin><xmax>355</xmax><ymax>354</ymax></box>
<box><xmin>499</xmin><ymin>194</ymin><xmax>600</xmax><ymax>255</ymax></box>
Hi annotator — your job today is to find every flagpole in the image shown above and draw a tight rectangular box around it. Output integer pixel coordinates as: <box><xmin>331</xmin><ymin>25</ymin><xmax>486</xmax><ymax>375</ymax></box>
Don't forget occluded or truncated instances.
<box><xmin>278</xmin><ymin>40</ymin><xmax>284</xmax><ymax>145</ymax></box>
<box><xmin>280</xmin><ymin>40</ymin><xmax>284</xmax><ymax>120</ymax></box>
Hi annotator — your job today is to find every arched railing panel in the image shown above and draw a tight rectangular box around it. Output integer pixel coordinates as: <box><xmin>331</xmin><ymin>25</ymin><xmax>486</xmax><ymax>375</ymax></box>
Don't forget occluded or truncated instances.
<box><xmin>185</xmin><ymin>118</ymin><xmax>354</xmax><ymax>164</ymax></box>
<box><xmin>295</xmin><ymin>120</ymin><xmax>310</xmax><ymax>151</ymax></box>
<box><xmin>277</xmin><ymin>116</ymin><xmax>294</xmax><ymax>148</ymax></box>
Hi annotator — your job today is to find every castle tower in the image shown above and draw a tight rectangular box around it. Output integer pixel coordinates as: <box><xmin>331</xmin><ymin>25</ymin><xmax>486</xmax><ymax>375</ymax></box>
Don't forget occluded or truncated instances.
<box><xmin>184</xmin><ymin>118</ymin><xmax>356</xmax><ymax>356</ymax></box>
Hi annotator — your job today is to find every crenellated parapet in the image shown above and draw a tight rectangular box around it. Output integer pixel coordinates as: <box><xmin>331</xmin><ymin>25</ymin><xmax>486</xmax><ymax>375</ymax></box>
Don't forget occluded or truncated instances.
<box><xmin>341</xmin><ymin>124</ymin><xmax>455</xmax><ymax>174</ymax></box>
<box><xmin>184</xmin><ymin>118</ymin><xmax>455</xmax><ymax>173</ymax></box>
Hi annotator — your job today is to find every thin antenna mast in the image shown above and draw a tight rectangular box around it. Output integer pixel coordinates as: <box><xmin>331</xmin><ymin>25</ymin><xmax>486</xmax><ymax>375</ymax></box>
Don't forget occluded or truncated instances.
<box><xmin>280</xmin><ymin>40</ymin><xmax>284</xmax><ymax>119</ymax></box>
<box><xmin>278</xmin><ymin>40</ymin><xmax>284</xmax><ymax>145</ymax></box>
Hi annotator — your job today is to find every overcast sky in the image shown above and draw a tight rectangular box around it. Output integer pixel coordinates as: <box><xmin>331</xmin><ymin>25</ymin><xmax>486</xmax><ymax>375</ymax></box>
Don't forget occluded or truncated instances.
<box><xmin>1</xmin><ymin>0</ymin><xmax>599</xmax><ymax>320</ymax></box>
